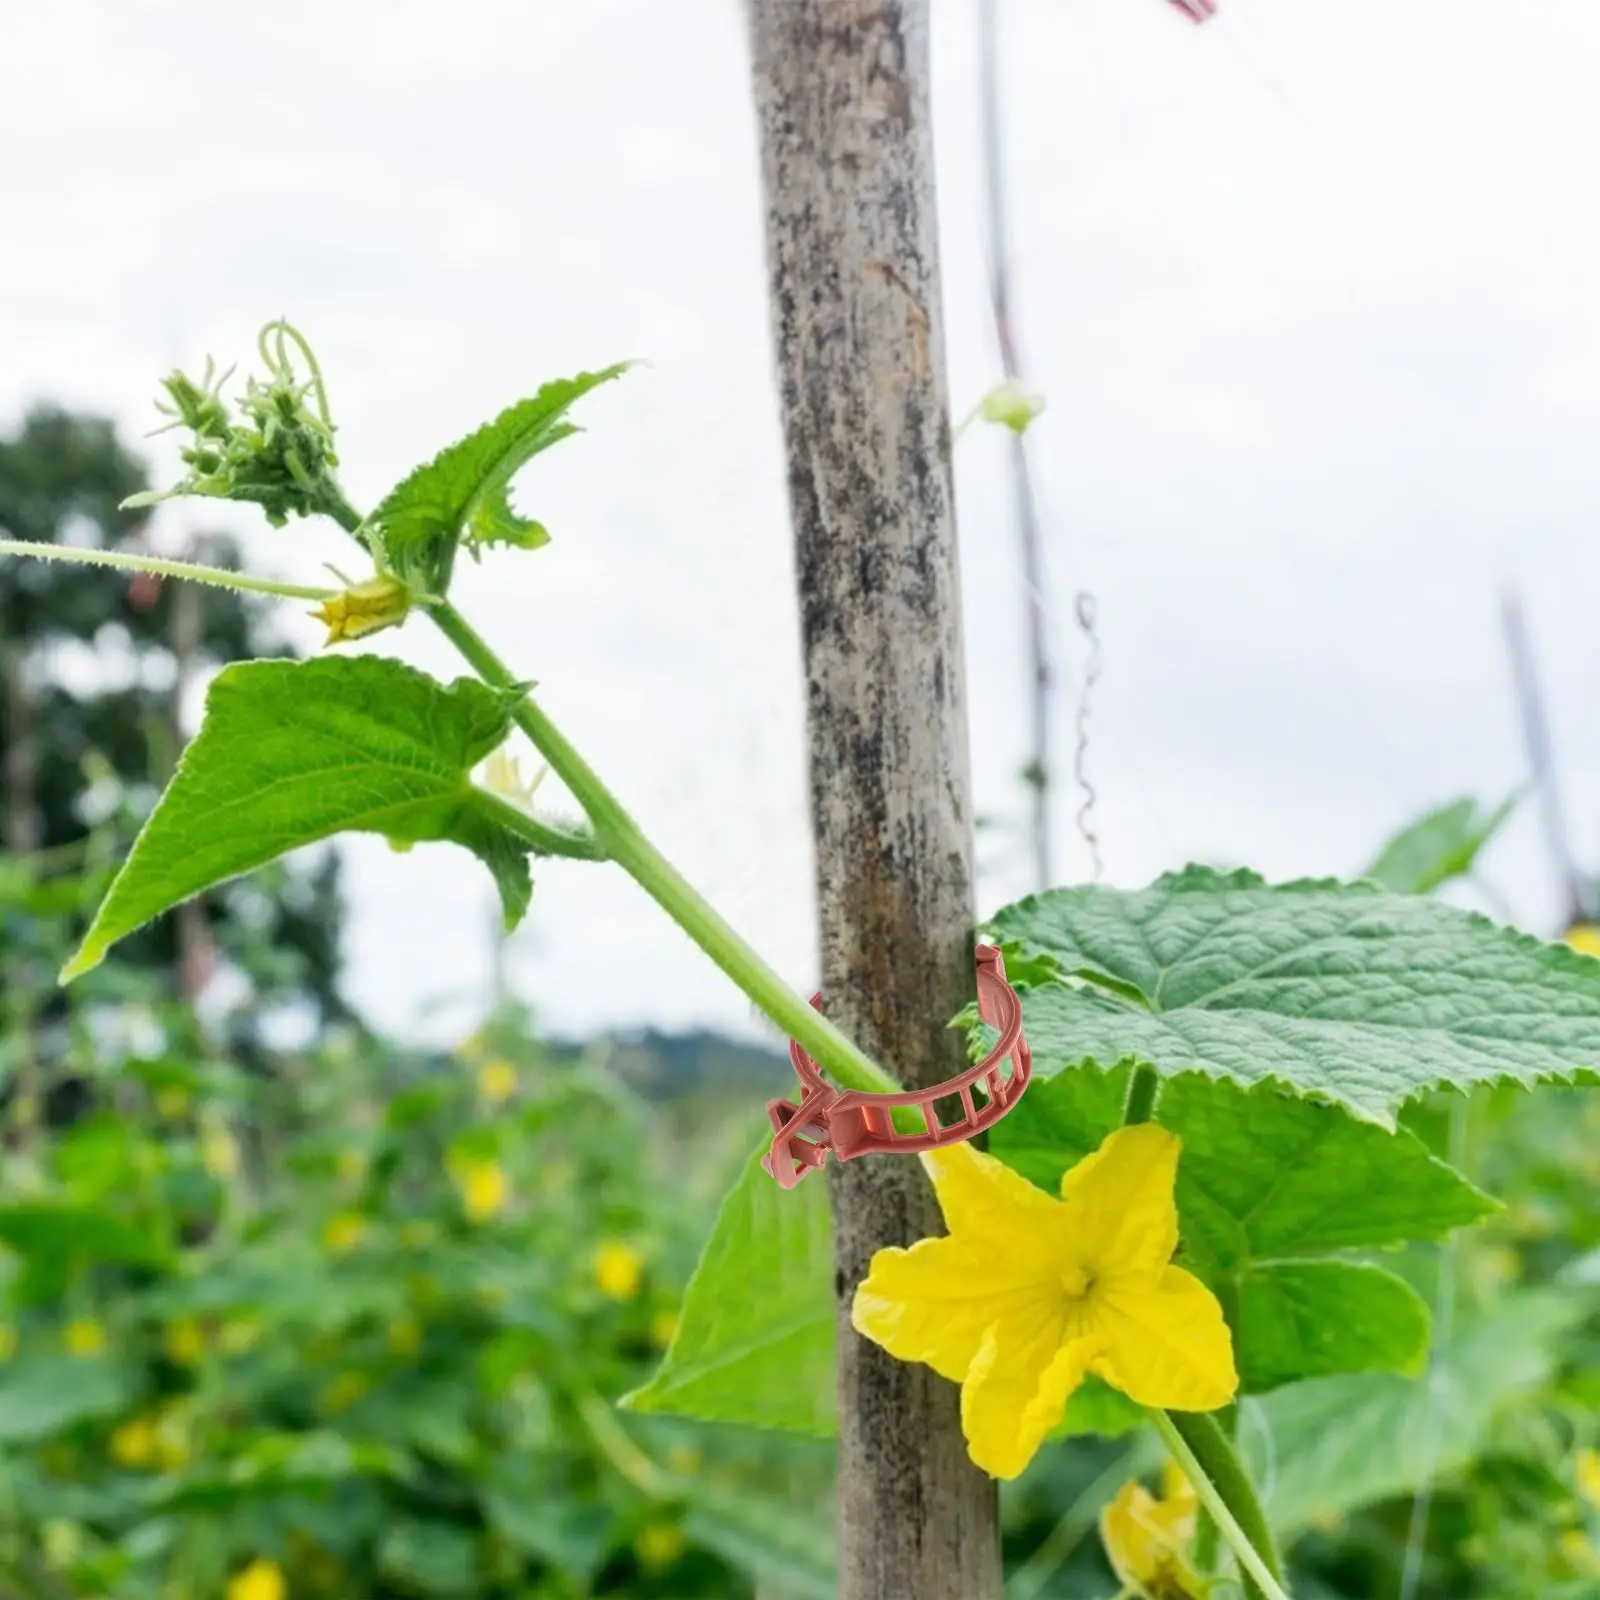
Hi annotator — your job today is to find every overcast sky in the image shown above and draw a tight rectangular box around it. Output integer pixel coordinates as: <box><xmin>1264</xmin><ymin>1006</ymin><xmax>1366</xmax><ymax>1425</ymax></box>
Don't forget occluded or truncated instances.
<box><xmin>6</xmin><ymin>0</ymin><xmax>1600</xmax><ymax>1051</ymax></box>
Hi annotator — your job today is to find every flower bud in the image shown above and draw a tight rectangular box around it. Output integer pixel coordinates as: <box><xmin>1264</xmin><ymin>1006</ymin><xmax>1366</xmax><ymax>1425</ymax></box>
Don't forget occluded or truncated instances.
<box><xmin>311</xmin><ymin>574</ymin><xmax>411</xmax><ymax>645</ymax></box>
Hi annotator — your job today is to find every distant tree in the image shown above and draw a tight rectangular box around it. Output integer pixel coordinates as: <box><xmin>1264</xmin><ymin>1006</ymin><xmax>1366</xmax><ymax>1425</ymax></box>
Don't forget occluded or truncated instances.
<box><xmin>0</xmin><ymin>405</ymin><xmax>346</xmax><ymax>1042</ymax></box>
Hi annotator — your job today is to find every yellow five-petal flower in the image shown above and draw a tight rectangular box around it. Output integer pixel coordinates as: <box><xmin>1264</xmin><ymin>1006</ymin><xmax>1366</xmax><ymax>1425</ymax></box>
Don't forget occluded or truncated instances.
<box><xmin>852</xmin><ymin>1124</ymin><xmax>1236</xmax><ymax>1480</ymax></box>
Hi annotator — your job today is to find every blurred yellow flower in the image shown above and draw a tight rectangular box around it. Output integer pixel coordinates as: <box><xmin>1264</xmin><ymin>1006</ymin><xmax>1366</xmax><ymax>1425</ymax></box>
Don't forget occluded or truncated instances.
<box><xmin>477</xmin><ymin>1057</ymin><xmax>518</xmax><ymax>1104</ymax></box>
<box><xmin>400</xmin><ymin>1220</ymin><xmax>437</xmax><ymax>1250</ymax></box>
<box><xmin>1576</xmin><ymin>1447</ymin><xmax>1600</xmax><ymax>1511</ymax></box>
<box><xmin>853</xmin><ymin>1126</ymin><xmax>1237</xmax><ymax>1480</ymax></box>
<box><xmin>633</xmin><ymin>1522</ymin><xmax>686</xmax><ymax>1572</ymax></box>
<box><xmin>200</xmin><ymin>1113</ymin><xmax>240</xmax><ymax>1180</ymax></box>
<box><xmin>1566</xmin><ymin>924</ymin><xmax>1600</xmax><ymax>959</ymax></box>
<box><xmin>0</xmin><ymin>1324</ymin><xmax>17</xmax><ymax>1361</ymax></box>
<box><xmin>317</xmin><ymin>1371</ymin><xmax>371</xmax><ymax>1416</ymax></box>
<box><xmin>227</xmin><ymin>1557</ymin><xmax>287</xmax><ymax>1600</ymax></box>
<box><xmin>110</xmin><ymin>1416</ymin><xmax>157</xmax><ymax>1469</ymax></box>
<box><xmin>152</xmin><ymin>1406</ymin><xmax>190</xmax><ymax>1469</ymax></box>
<box><xmin>165</xmin><ymin>1316</ymin><xmax>207</xmax><ymax>1367</ymax></box>
<box><xmin>155</xmin><ymin>1086</ymin><xmax>191</xmax><ymax>1120</ymax></box>
<box><xmin>650</xmin><ymin>1309</ymin><xmax>679</xmax><ymax>1349</ymax></box>
<box><xmin>453</xmin><ymin>1157</ymin><xmax>509</xmax><ymax>1222</ymax></box>
<box><xmin>219</xmin><ymin>1316</ymin><xmax>263</xmax><ymax>1355</ymax></box>
<box><xmin>1099</xmin><ymin>1461</ymin><xmax>1202</xmax><ymax>1599</ymax></box>
<box><xmin>336</xmin><ymin>1148</ymin><xmax>366</xmax><ymax>1183</ymax></box>
<box><xmin>311</xmin><ymin>572</ymin><xmax>411</xmax><ymax>646</ymax></box>
<box><xmin>40</xmin><ymin>1520</ymin><xmax>80</xmax><ymax>1569</ymax></box>
<box><xmin>1561</xmin><ymin>1528</ymin><xmax>1600</xmax><ymax>1574</ymax></box>
<box><xmin>323</xmin><ymin>1213</ymin><xmax>367</xmax><ymax>1255</ymax></box>
<box><xmin>64</xmin><ymin>1317</ymin><xmax>106</xmax><ymax>1357</ymax></box>
<box><xmin>387</xmin><ymin>1315</ymin><xmax>424</xmax><ymax>1359</ymax></box>
<box><xmin>594</xmin><ymin>1241</ymin><xmax>644</xmax><ymax>1302</ymax></box>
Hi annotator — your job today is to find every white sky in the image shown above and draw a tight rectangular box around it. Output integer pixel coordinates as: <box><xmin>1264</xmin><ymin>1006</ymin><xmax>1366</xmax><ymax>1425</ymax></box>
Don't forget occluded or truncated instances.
<box><xmin>6</xmin><ymin>0</ymin><xmax>1600</xmax><ymax>1050</ymax></box>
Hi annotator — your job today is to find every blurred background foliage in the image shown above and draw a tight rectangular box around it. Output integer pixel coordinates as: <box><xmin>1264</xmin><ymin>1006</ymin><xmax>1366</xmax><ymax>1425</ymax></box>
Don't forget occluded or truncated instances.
<box><xmin>1</xmin><ymin>409</ymin><xmax>1599</xmax><ymax>1598</ymax></box>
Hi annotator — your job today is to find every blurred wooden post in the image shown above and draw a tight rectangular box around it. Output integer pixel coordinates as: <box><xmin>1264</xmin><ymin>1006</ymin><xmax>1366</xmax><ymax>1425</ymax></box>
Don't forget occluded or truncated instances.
<box><xmin>744</xmin><ymin>3</ymin><xmax>1001</xmax><ymax>1596</ymax></box>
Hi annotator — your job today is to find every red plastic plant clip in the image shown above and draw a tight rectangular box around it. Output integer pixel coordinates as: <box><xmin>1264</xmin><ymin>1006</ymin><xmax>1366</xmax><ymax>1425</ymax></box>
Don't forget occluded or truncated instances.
<box><xmin>761</xmin><ymin>944</ymin><xmax>1032</xmax><ymax>1189</ymax></box>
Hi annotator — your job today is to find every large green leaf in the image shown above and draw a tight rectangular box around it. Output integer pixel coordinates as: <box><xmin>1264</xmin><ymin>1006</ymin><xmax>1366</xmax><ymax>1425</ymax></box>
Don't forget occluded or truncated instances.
<box><xmin>986</xmin><ymin>867</ymin><xmax>1600</xmax><ymax>1123</ymax></box>
<box><xmin>0</xmin><ymin>1356</ymin><xmax>140</xmax><ymax>1442</ymax></box>
<box><xmin>1252</xmin><ymin>1287</ymin><xmax>1588</xmax><ymax>1535</ymax></box>
<box><xmin>0</xmin><ymin>1200</ymin><xmax>174</xmax><ymax>1273</ymax></box>
<box><xmin>371</xmin><ymin>367</ymin><xmax>629</xmax><ymax>581</ymax></box>
<box><xmin>686</xmin><ymin>1484</ymin><xmax>836</xmax><ymax>1600</ymax></box>
<box><xmin>622</xmin><ymin>1134</ymin><xmax>835</xmax><ymax>1435</ymax></box>
<box><xmin>1362</xmin><ymin>793</ymin><xmax>1517</xmax><ymax>896</ymax></box>
<box><xmin>64</xmin><ymin>657</ymin><xmax>532</xmax><ymax>979</ymax></box>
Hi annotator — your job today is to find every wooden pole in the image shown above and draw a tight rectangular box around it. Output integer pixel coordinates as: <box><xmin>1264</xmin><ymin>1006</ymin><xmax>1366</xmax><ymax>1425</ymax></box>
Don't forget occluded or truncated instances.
<box><xmin>744</xmin><ymin>4</ymin><xmax>1001</xmax><ymax>1596</ymax></box>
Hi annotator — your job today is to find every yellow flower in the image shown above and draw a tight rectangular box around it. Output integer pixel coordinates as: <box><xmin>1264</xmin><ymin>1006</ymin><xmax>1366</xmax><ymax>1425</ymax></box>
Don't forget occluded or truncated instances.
<box><xmin>852</xmin><ymin>1125</ymin><xmax>1236</xmax><ymax>1480</ymax></box>
<box><xmin>40</xmin><ymin>1520</ymin><xmax>80</xmax><ymax>1568</ymax></box>
<box><xmin>979</xmin><ymin>378</ymin><xmax>1047</xmax><ymax>435</ymax></box>
<box><xmin>477</xmin><ymin>1057</ymin><xmax>518</xmax><ymax>1105</ymax></box>
<box><xmin>1576</xmin><ymin>1447</ymin><xmax>1600</xmax><ymax>1511</ymax></box>
<box><xmin>480</xmin><ymin>748</ymin><xmax>546</xmax><ymax>810</ymax></box>
<box><xmin>387</xmin><ymin>1314</ymin><xmax>423</xmax><ymax>1358</ymax></box>
<box><xmin>634</xmin><ymin>1522</ymin><xmax>686</xmax><ymax>1572</ymax></box>
<box><xmin>453</xmin><ymin>1157</ymin><xmax>509</xmax><ymax>1222</ymax></box>
<box><xmin>336</xmin><ymin>1148</ymin><xmax>366</xmax><ymax>1184</ymax></box>
<box><xmin>0</xmin><ymin>1324</ymin><xmax>18</xmax><ymax>1361</ymax></box>
<box><xmin>219</xmin><ymin>1316</ymin><xmax>262</xmax><ymax>1355</ymax></box>
<box><xmin>227</xmin><ymin>1557</ymin><xmax>287</xmax><ymax>1600</ymax></box>
<box><xmin>317</xmin><ymin>1371</ymin><xmax>370</xmax><ymax>1416</ymax></box>
<box><xmin>1561</xmin><ymin>1528</ymin><xmax>1600</xmax><ymax>1574</ymax></box>
<box><xmin>650</xmin><ymin>1309</ymin><xmax>679</xmax><ymax>1348</ymax></box>
<box><xmin>155</xmin><ymin>1086</ymin><xmax>191</xmax><ymax>1120</ymax></box>
<box><xmin>1100</xmin><ymin>1461</ymin><xmax>1203</xmax><ymax>1598</ymax></box>
<box><xmin>64</xmin><ymin>1317</ymin><xmax>106</xmax><ymax>1357</ymax></box>
<box><xmin>1567</xmin><ymin>924</ymin><xmax>1600</xmax><ymax>959</ymax></box>
<box><xmin>152</xmin><ymin>1405</ymin><xmax>191</xmax><ymax>1469</ymax></box>
<box><xmin>165</xmin><ymin>1316</ymin><xmax>207</xmax><ymax>1366</ymax></box>
<box><xmin>310</xmin><ymin>572</ymin><xmax>411</xmax><ymax>645</ymax></box>
<box><xmin>323</xmin><ymin>1213</ymin><xmax>367</xmax><ymax>1255</ymax></box>
<box><xmin>110</xmin><ymin>1416</ymin><xmax>157</xmax><ymax>1469</ymax></box>
<box><xmin>593</xmin><ymin>1241</ymin><xmax>644</xmax><ymax>1302</ymax></box>
<box><xmin>200</xmin><ymin>1115</ymin><xmax>240</xmax><ymax>1181</ymax></box>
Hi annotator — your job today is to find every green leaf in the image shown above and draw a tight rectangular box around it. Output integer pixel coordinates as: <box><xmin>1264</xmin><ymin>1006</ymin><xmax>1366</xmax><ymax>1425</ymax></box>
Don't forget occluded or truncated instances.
<box><xmin>0</xmin><ymin>1201</ymin><xmax>174</xmax><ymax>1273</ymax></box>
<box><xmin>985</xmin><ymin>866</ymin><xmax>1600</xmax><ymax>1123</ymax></box>
<box><xmin>991</xmin><ymin>1066</ymin><xmax>1491</xmax><ymax>1391</ymax></box>
<box><xmin>623</xmin><ymin>1133</ymin><xmax>835</xmax><ymax>1434</ymax></box>
<box><xmin>0</xmin><ymin>1356</ymin><xmax>139</xmax><ymax>1442</ymax></box>
<box><xmin>1363</xmin><ymin>793</ymin><xmax>1518</xmax><ymax>895</ymax></box>
<box><xmin>372</xmin><ymin>366</ymin><xmax>629</xmax><ymax>581</ymax></box>
<box><xmin>686</xmin><ymin>1484</ymin><xmax>836</xmax><ymax>1600</ymax></box>
<box><xmin>1234</xmin><ymin>1261</ymin><xmax>1430</xmax><ymax>1391</ymax></box>
<box><xmin>377</xmin><ymin>1519</ymin><xmax>481</xmax><ymax>1596</ymax></box>
<box><xmin>1252</xmin><ymin>1287</ymin><xmax>1587</xmax><ymax>1535</ymax></box>
<box><xmin>64</xmin><ymin>657</ymin><xmax>532</xmax><ymax>980</ymax></box>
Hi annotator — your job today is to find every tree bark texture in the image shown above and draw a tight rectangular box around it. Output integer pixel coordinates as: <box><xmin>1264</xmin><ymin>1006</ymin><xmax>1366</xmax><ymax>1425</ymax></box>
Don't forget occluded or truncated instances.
<box><xmin>745</xmin><ymin>5</ymin><xmax>1001</xmax><ymax>1597</ymax></box>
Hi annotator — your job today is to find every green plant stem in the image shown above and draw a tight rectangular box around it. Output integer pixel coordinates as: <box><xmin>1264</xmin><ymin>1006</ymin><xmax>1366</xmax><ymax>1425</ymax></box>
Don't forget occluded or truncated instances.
<box><xmin>1121</xmin><ymin>1062</ymin><xmax>1160</xmax><ymax>1125</ymax></box>
<box><xmin>0</xmin><ymin>538</ymin><xmax>337</xmax><ymax>602</ymax></box>
<box><xmin>471</xmin><ymin>786</ymin><xmax>607</xmax><ymax>862</ymax></box>
<box><xmin>424</xmin><ymin>599</ymin><xmax>900</xmax><ymax>1099</ymax></box>
<box><xmin>1153</xmin><ymin>1410</ymin><xmax>1287</xmax><ymax>1600</ymax></box>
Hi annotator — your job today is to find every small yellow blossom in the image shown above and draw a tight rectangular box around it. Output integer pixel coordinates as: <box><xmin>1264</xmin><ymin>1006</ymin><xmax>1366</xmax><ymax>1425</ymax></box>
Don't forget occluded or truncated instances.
<box><xmin>110</xmin><ymin>1416</ymin><xmax>157</xmax><ymax>1469</ymax></box>
<box><xmin>323</xmin><ymin>1213</ymin><xmax>367</xmax><ymax>1255</ymax></box>
<box><xmin>594</xmin><ymin>1241</ymin><xmax>644</xmax><ymax>1302</ymax></box>
<box><xmin>452</xmin><ymin>1157</ymin><xmax>509</xmax><ymax>1222</ymax></box>
<box><xmin>1566</xmin><ymin>924</ymin><xmax>1600</xmax><ymax>959</ymax></box>
<box><xmin>477</xmin><ymin>1057</ymin><xmax>518</xmax><ymax>1105</ymax></box>
<box><xmin>650</xmin><ymin>1309</ymin><xmax>679</xmax><ymax>1348</ymax></box>
<box><xmin>40</xmin><ymin>1520</ymin><xmax>80</xmax><ymax>1569</ymax></box>
<box><xmin>317</xmin><ymin>1371</ymin><xmax>370</xmax><ymax>1416</ymax></box>
<box><xmin>219</xmin><ymin>1316</ymin><xmax>262</xmax><ymax>1355</ymax></box>
<box><xmin>979</xmin><ymin>379</ymin><xmax>1047</xmax><ymax>435</ymax></box>
<box><xmin>853</xmin><ymin>1125</ymin><xmax>1236</xmax><ymax>1480</ymax></box>
<box><xmin>336</xmin><ymin>1147</ymin><xmax>366</xmax><ymax>1184</ymax></box>
<box><xmin>0</xmin><ymin>1324</ymin><xmax>18</xmax><ymax>1361</ymax></box>
<box><xmin>200</xmin><ymin>1114</ymin><xmax>241</xmax><ymax>1181</ymax></box>
<box><xmin>634</xmin><ymin>1522</ymin><xmax>686</xmax><ymax>1572</ymax></box>
<box><xmin>387</xmin><ymin>1315</ymin><xmax>424</xmax><ymax>1359</ymax></box>
<box><xmin>480</xmin><ymin>747</ymin><xmax>546</xmax><ymax>810</ymax></box>
<box><xmin>152</xmin><ymin>1405</ymin><xmax>190</xmax><ymax>1469</ymax></box>
<box><xmin>1561</xmin><ymin>1528</ymin><xmax>1600</xmax><ymax>1575</ymax></box>
<box><xmin>155</xmin><ymin>1086</ymin><xmax>191</xmax><ymax>1120</ymax></box>
<box><xmin>165</xmin><ymin>1316</ymin><xmax>207</xmax><ymax>1366</ymax></box>
<box><xmin>64</xmin><ymin>1317</ymin><xmax>106</xmax><ymax>1357</ymax></box>
<box><xmin>1576</xmin><ymin>1447</ymin><xmax>1600</xmax><ymax>1511</ymax></box>
<box><xmin>227</xmin><ymin>1557</ymin><xmax>287</xmax><ymax>1600</ymax></box>
<box><xmin>311</xmin><ymin>572</ymin><xmax>411</xmax><ymax>645</ymax></box>
<box><xmin>1100</xmin><ymin>1461</ymin><xmax>1203</xmax><ymax>1599</ymax></box>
